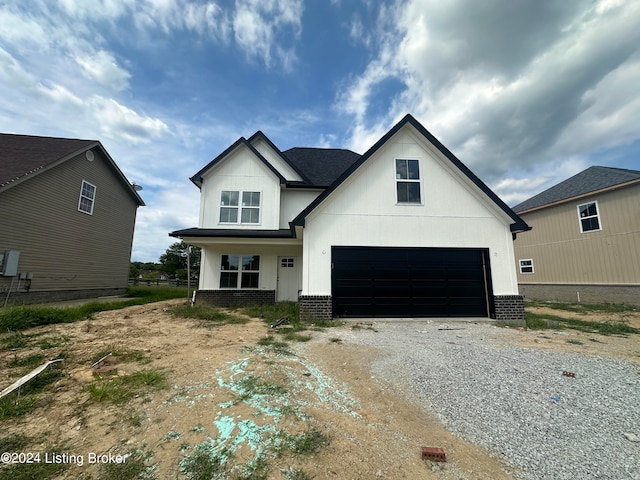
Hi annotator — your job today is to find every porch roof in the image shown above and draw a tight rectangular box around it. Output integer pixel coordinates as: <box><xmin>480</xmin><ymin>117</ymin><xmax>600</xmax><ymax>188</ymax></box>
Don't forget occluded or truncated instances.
<box><xmin>170</xmin><ymin>228</ymin><xmax>295</xmax><ymax>239</ymax></box>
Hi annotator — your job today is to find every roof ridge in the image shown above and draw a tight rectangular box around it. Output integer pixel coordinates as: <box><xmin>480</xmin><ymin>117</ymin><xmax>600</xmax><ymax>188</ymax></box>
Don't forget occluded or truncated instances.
<box><xmin>513</xmin><ymin>165</ymin><xmax>640</xmax><ymax>212</ymax></box>
<box><xmin>0</xmin><ymin>132</ymin><xmax>96</xmax><ymax>142</ymax></box>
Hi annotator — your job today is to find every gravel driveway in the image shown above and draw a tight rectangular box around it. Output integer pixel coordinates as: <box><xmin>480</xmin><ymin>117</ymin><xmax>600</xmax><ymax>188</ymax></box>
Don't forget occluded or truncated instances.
<box><xmin>331</xmin><ymin>320</ymin><xmax>640</xmax><ymax>480</ymax></box>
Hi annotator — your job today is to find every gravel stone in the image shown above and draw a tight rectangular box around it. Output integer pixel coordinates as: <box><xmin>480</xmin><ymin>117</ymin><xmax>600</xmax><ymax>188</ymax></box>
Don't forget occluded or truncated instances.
<box><xmin>338</xmin><ymin>321</ymin><xmax>640</xmax><ymax>480</ymax></box>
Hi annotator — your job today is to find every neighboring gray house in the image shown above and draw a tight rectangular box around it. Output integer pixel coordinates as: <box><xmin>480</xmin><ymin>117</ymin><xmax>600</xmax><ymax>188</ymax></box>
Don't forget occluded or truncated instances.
<box><xmin>0</xmin><ymin>133</ymin><xmax>145</xmax><ymax>305</ymax></box>
<box><xmin>172</xmin><ymin>114</ymin><xmax>530</xmax><ymax>321</ymax></box>
<box><xmin>513</xmin><ymin>166</ymin><xmax>640</xmax><ymax>305</ymax></box>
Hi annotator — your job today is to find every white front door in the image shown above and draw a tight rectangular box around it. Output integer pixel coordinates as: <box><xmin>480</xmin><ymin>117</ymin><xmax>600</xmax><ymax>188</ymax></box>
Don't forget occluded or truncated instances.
<box><xmin>277</xmin><ymin>256</ymin><xmax>299</xmax><ymax>301</ymax></box>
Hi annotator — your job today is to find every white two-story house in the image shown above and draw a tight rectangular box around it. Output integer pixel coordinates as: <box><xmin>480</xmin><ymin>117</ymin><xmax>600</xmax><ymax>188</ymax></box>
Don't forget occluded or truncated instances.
<box><xmin>171</xmin><ymin>114</ymin><xmax>530</xmax><ymax>321</ymax></box>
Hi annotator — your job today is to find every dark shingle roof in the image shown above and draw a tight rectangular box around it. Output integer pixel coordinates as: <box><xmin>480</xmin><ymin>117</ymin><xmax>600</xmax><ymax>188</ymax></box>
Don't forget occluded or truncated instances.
<box><xmin>513</xmin><ymin>166</ymin><xmax>640</xmax><ymax>213</ymax></box>
<box><xmin>283</xmin><ymin>147</ymin><xmax>361</xmax><ymax>187</ymax></box>
<box><xmin>0</xmin><ymin>133</ymin><xmax>144</xmax><ymax>205</ymax></box>
<box><xmin>0</xmin><ymin>133</ymin><xmax>97</xmax><ymax>187</ymax></box>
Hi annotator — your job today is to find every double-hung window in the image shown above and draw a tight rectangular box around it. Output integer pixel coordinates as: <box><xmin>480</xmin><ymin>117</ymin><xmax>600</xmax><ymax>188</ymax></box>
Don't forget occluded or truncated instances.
<box><xmin>220</xmin><ymin>191</ymin><xmax>261</xmax><ymax>224</ymax></box>
<box><xmin>220</xmin><ymin>255</ymin><xmax>260</xmax><ymax>288</ymax></box>
<box><xmin>78</xmin><ymin>180</ymin><xmax>96</xmax><ymax>215</ymax></box>
<box><xmin>395</xmin><ymin>159</ymin><xmax>421</xmax><ymax>203</ymax></box>
<box><xmin>577</xmin><ymin>201</ymin><xmax>601</xmax><ymax>233</ymax></box>
<box><xmin>519</xmin><ymin>259</ymin><xmax>534</xmax><ymax>274</ymax></box>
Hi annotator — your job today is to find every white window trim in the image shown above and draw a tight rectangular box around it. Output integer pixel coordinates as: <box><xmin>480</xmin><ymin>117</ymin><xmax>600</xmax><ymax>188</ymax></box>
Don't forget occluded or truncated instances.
<box><xmin>219</xmin><ymin>190</ymin><xmax>262</xmax><ymax>225</ymax></box>
<box><xmin>577</xmin><ymin>200</ymin><xmax>602</xmax><ymax>233</ymax></box>
<box><xmin>219</xmin><ymin>254</ymin><xmax>261</xmax><ymax>289</ymax></box>
<box><xmin>78</xmin><ymin>180</ymin><xmax>96</xmax><ymax>215</ymax></box>
<box><xmin>394</xmin><ymin>158</ymin><xmax>423</xmax><ymax>205</ymax></box>
<box><xmin>519</xmin><ymin>259</ymin><xmax>534</xmax><ymax>274</ymax></box>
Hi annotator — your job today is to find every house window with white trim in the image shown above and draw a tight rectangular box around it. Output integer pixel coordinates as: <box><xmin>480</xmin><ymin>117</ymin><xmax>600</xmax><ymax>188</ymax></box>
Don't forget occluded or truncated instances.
<box><xmin>577</xmin><ymin>201</ymin><xmax>601</xmax><ymax>233</ymax></box>
<box><xmin>78</xmin><ymin>180</ymin><xmax>96</xmax><ymax>215</ymax></box>
<box><xmin>220</xmin><ymin>255</ymin><xmax>260</xmax><ymax>288</ymax></box>
<box><xmin>395</xmin><ymin>159</ymin><xmax>421</xmax><ymax>203</ymax></box>
<box><xmin>519</xmin><ymin>259</ymin><xmax>534</xmax><ymax>274</ymax></box>
<box><xmin>220</xmin><ymin>191</ymin><xmax>261</xmax><ymax>224</ymax></box>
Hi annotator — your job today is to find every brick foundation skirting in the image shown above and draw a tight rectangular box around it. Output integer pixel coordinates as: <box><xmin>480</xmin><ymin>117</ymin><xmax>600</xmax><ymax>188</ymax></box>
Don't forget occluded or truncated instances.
<box><xmin>493</xmin><ymin>295</ymin><xmax>525</xmax><ymax>325</ymax></box>
<box><xmin>195</xmin><ymin>289</ymin><xmax>276</xmax><ymax>307</ymax></box>
<box><xmin>299</xmin><ymin>295</ymin><xmax>332</xmax><ymax>321</ymax></box>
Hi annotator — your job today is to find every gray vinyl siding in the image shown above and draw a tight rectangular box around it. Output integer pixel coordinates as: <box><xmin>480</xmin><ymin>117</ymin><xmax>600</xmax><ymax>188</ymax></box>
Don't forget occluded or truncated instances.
<box><xmin>0</xmin><ymin>148</ymin><xmax>138</xmax><ymax>294</ymax></box>
<box><xmin>514</xmin><ymin>184</ymin><xmax>640</xmax><ymax>285</ymax></box>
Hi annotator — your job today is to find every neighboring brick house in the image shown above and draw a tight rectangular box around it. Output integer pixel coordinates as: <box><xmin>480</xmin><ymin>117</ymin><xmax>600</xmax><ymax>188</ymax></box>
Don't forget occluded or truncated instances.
<box><xmin>171</xmin><ymin>114</ymin><xmax>529</xmax><ymax>321</ymax></box>
<box><xmin>513</xmin><ymin>166</ymin><xmax>640</xmax><ymax>305</ymax></box>
<box><xmin>0</xmin><ymin>133</ymin><xmax>144</xmax><ymax>305</ymax></box>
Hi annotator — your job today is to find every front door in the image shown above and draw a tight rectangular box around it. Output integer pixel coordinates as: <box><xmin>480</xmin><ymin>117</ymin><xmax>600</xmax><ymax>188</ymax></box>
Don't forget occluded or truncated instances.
<box><xmin>277</xmin><ymin>256</ymin><xmax>299</xmax><ymax>301</ymax></box>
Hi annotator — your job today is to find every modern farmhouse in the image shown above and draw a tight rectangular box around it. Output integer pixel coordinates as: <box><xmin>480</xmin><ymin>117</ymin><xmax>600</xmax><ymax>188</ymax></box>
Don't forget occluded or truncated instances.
<box><xmin>171</xmin><ymin>114</ymin><xmax>530</xmax><ymax>321</ymax></box>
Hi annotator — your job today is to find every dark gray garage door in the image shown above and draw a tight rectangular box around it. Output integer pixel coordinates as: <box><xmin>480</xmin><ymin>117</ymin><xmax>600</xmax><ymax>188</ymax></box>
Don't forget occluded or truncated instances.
<box><xmin>331</xmin><ymin>246</ymin><xmax>493</xmax><ymax>318</ymax></box>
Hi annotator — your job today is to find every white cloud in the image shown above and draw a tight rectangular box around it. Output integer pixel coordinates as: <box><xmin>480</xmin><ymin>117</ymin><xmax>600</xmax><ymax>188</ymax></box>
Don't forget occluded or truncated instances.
<box><xmin>90</xmin><ymin>97</ymin><xmax>171</xmax><ymax>144</ymax></box>
<box><xmin>337</xmin><ymin>0</ymin><xmax>640</xmax><ymax>188</ymax></box>
<box><xmin>74</xmin><ymin>50</ymin><xmax>131</xmax><ymax>91</ymax></box>
<box><xmin>131</xmin><ymin>183</ymin><xmax>200</xmax><ymax>262</ymax></box>
<box><xmin>232</xmin><ymin>0</ymin><xmax>303</xmax><ymax>70</ymax></box>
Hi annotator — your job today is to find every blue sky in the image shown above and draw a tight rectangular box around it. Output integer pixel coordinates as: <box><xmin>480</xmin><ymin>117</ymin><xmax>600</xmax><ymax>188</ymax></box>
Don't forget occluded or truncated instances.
<box><xmin>1</xmin><ymin>0</ymin><xmax>639</xmax><ymax>262</ymax></box>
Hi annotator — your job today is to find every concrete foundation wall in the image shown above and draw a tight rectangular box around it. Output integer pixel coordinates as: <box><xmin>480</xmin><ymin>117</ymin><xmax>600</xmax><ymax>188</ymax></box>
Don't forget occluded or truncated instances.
<box><xmin>519</xmin><ymin>284</ymin><xmax>640</xmax><ymax>306</ymax></box>
<box><xmin>1</xmin><ymin>288</ymin><xmax>126</xmax><ymax>306</ymax></box>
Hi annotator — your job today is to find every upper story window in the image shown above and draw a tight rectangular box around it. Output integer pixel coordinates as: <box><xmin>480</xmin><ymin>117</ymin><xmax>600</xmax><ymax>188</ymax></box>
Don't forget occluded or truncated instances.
<box><xmin>220</xmin><ymin>190</ymin><xmax>261</xmax><ymax>224</ymax></box>
<box><xmin>577</xmin><ymin>201</ymin><xmax>601</xmax><ymax>233</ymax></box>
<box><xmin>78</xmin><ymin>180</ymin><xmax>96</xmax><ymax>215</ymax></box>
<box><xmin>395</xmin><ymin>159</ymin><xmax>421</xmax><ymax>203</ymax></box>
<box><xmin>519</xmin><ymin>259</ymin><xmax>534</xmax><ymax>274</ymax></box>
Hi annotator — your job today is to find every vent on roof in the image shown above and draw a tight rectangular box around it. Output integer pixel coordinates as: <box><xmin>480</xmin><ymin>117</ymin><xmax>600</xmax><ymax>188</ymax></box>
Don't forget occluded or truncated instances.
<box><xmin>85</xmin><ymin>150</ymin><xmax>94</xmax><ymax>162</ymax></box>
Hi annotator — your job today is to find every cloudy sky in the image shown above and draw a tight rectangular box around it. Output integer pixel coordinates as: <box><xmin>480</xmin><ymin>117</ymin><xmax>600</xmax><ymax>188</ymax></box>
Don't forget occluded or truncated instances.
<box><xmin>1</xmin><ymin>0</ymin><xmax>639</xmax><ymax>262</ymax></box>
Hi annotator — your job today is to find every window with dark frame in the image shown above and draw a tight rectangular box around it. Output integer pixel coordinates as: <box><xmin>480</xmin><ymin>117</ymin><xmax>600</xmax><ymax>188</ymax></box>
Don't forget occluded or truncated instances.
<box><xmin>78</xmin><ymin>180</ymin><xmax>96</xmax><ymax>215</ymax></box>
<box><xmin>577</xmin><ymin>201</ymin><xmax>601</xmax><ymax>232</ymax></box>
<box><xmin>395</xmin><ymin>158</ymin><xmax>421</xmax><ymax>203</ymax></box>
<box><xmin>220</xmin><ymin>255</ymin><xmax>260</xmax><ymax>288</ymax></box>
<box><xmin>219</xmin><ymin>190</ymin><xmax>261</xmax><ymax>224</ymax></box>
<box><xmin>519</xmin><ymin>259</ymin><xmax>534</xmax><ymax>274</ymax></box>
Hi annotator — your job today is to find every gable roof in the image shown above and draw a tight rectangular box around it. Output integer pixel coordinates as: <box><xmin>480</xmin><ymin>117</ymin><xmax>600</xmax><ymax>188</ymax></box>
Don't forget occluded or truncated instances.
<box><xmin>512</xmin><ymin>166</ymin><xmax>640</xmax><ymax>213</ymax></box>
<box><xmin>0</xmin><ymin>133</ymin><xmax>144</xmax><ymax>205</ymax></box>
<box><xmin>291</xmin><ymin>114</ymin><xmax>530</xmax><ymax>233</ymax></box>
<box><xmin>190</xmin><ymin>136</ymin><xmax>287</xmax><ymax>188</ymax></box>
<box><xmin>247</xmin><ymin>131</ymin><xmax>313</xmax><ymax>184</ymax></box>
<box><xmin>191</xmin><ymin>132</ymin><xmax>361</xmax><ymax>189</ymax></box>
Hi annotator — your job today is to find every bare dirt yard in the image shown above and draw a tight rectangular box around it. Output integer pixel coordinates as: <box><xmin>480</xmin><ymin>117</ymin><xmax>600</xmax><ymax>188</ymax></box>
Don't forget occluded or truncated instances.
<box><xmin>1</xmin><ymin>300</ymin><xmax>639</xmax><ymax>480</ymax></box>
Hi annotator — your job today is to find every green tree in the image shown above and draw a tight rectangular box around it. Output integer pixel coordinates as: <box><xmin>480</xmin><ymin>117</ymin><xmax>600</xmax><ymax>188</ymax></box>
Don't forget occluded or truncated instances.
<box><xmin>159</xmin><ymin>242</ymin><xmax>200</xmax><ymax>280</ymax></box>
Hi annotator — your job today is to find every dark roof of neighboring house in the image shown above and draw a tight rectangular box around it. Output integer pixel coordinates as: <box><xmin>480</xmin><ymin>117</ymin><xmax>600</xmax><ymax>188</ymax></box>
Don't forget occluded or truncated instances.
<box><xmin>0</xmin><ymin>133</ymin><xmax>144</xmax><ymax>205</ymax></box>
<box><xmin>292</xmin><ymin>114</ymin><xmax>530</xmax><ymax>233</ymax></box>
<box><xmin>512</xmin><ymin>166</ymin><xmax>640</xmax><ymax>213</ymax></box>
<box><xmin>283</xmin><ymin>147</ymin><xmax>361</xmax><ymax>187</ymax></box>
<box><xmin>0</xmin><ymin>133</ymin><xmax>95</xmax><ymax>187</ymax></box>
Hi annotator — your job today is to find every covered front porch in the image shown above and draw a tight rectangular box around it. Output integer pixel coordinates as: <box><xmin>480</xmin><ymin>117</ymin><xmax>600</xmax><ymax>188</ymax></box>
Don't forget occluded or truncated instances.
<box><xmin>170</xmin><ymin>229</ymin><xmax>303</xmax><ymax>307</ymax></box>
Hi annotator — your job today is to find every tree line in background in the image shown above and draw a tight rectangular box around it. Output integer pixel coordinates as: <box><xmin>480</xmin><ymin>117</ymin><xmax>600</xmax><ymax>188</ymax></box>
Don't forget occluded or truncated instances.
<box><xmin>130</xmin><ymin>241</ymin><xmax>201</xmax><ymax>281</ymax></box>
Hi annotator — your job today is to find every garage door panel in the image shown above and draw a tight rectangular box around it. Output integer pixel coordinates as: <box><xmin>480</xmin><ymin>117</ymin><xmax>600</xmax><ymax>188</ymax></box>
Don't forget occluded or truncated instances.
<box><xmin>332</xmin><ymin>246</ymin><xmax>491</xmax><ymax>318</ymax></box>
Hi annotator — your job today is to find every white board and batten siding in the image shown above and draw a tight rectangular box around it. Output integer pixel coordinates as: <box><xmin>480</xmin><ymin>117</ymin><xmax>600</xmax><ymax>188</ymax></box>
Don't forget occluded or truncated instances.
<box><xmin>198</xmin><ymin>145</ymin><xmax>281</xmax><ymax>230</ymax></box>
<box><xmin>197</xmin><ymin>244</ymin><xmax>302</xmax><ymax>294</ymax></box>
<box><xmin>301</xmin><ymin>126</ymin><xmax>519</xmax><ymax>296</ymax></box>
